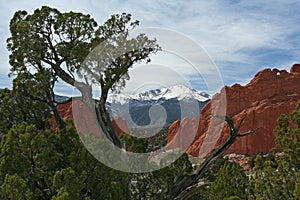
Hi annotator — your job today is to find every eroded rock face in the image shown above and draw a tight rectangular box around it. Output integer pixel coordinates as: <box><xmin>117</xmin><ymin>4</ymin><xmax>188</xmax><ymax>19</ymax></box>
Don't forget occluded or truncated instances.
<box><xmin>51</xmin><ymin>99</ymin><xmax>129</xmax><ymax>137</ymax></box>
<box><xmin>167</xmin><ymin>120</ymin><xmax>181</xmax><ymax>143</ymax></box>
<box><xmin>111</xmin><ymin>116</ymin><xmax>129</xmax><ymax>135</ymax></box>
<box><xmin>51</xmin><ymin>65</ymin><xmax>300</xmax><ymax>157</ymax></box>
<box><xmin>291</xmin><ymin>64</ymin><xmax>300</xmax><ymax>73</ymax></box>
<box><xmin>166</xmin><ymin>117</ymin><xmax>199</xmax><ymax>151</ymax></box>
<box><xmin>168</xmin><ymin>66</ymin><xmax>300</xmax><ymax>157</ymax></box>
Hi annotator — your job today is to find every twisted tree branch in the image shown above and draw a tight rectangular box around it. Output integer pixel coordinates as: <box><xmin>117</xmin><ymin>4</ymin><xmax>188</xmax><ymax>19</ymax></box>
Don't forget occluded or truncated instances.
<box><xmin>169</xmin><ymin>115</ymin><xmax>256</xmax><ymax>199</ymax></box>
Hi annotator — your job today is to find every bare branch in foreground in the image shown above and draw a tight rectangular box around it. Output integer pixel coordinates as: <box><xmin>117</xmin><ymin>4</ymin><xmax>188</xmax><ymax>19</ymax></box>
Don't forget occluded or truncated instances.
<box><xmin>237</xmin><ymin>129</ymin><xmax>258</xmax><ymax>137</ymax></box>
<box><xmin>174</xmin><ymin>181</ymin><xmax>212</xmax><ymax>200</ymax></box>
<box><xmin>168</xmin><ymin>115</ymin><xmax>256</xmax><ymax>199</ymax></box>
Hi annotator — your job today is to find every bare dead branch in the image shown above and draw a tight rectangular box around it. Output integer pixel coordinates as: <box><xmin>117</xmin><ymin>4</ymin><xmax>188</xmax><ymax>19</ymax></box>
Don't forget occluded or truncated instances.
<box><xmin>168</xmin><ymin>114</ymin><xmax>256</xmax><ymax>199</ymax></box>
<box><xmin>237</xmin><ymin>129</ymin><xmax>258</xmax><ymax>137</ymax></box>
<box><xmin>236</xmin><ymin>116</ymin><xmax>246</xmax><ymax>130</ymax></box>
<box><xmin>212</xmin><ymin>114</ymin><xmax>227</xmax><ymax>120</ymax></box>
<box><xmin>174</xmin><ymin>181</ymin><xmax>212</xmax><ymax>200</ymax></box>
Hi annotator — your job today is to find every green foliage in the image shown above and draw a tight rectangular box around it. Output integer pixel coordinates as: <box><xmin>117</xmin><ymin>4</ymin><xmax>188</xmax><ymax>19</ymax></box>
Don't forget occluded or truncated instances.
<box><xmin>120</xmin><ymin>134</ymin><xmax>148</xmax><ymax>153</ymax></box>
<box><xmin>189</xmin><ymin>186</ymin><xmax>211</xmax><ymax>200</ymax></box>
<box><xmin>7</xmin><ymin>6</ymin><xmax>160</xmax><ymax>148</ymax></box>
<box><xmin>0</xmin><ymin>122</ymin><xmax>130</xmax><ymax>199</ymax></box>
<box><xmin>1</xmin><ymin>173</ymin><xmax>33</xmax><ymax>200</ymax></box>
<box><xmin>120</xmin><ymin>132</ymin><xmax>195</xmax><ymax>199</ymax></box>
<box><xmin>251</xmin><ymin>100</ymin><xmax>300</xmax><ymax>199</ymax></box>
<box><xmin>126</xmin><ymin>126</ymin><xmax>169</xmax><ymax>152</ymax></box>
<box><xmin>128</xmin><ymin>152</ymin><xmax>193</xmax><ymax>199</ymax></box>
<box><xmin>0</xmin><ymin>89</ymin><xmax>49</xmax><ymax>134</ymax></box>
<box><xmin>0</xmin><ymin>88</ymin><xmax>15</xmax><ymax>133</ymax></box>
<box><xmin>81</xmin><ymin>12</ymin><xmax>161</xmax><ymax>94</ymax></box>
<box><xmin>294</xmin><ymin>172</ymin><xmax>300</xmax><ymax>200</ymax></box>
<box><xmin>208</xmin><ymin>161</ymin><xmax>248</xmax><ymax>200</ymax></box>
<box><xmin>0</xmin><ymin>123</ymin><xmax>66</xmax><ymax>199</ymax></box>
<box><xmin>12</xmin><ymin>70</ymin><xmax>54</xmax><ymax>128</ymax></box>
<box><xmin>7</xmin><ymin>6</ymin><xmax>98</xmax><ymax>72</ymax></box>
<box><xmin>52</xmin><ymin>167</ymin><xmax>86</xmax><ymax>200</ymax></box>
<box><xmin>189</xmin><ymin>158</ymin><xmax>248</xmax><ymax>200</ymax></box>
<box><xmin>224</xmin><ymin>196</ymin><xmax>242</xmax><ymax>200</ymax></box>
<box><xmin>7</xmin><ymin>6</ymin><xmax>160</xmax><ymax>98</ymax></box>
<box><xmin>0</xmin><ymin>70</ymin><xmax>53</xmax><ymax>134</ymax></box>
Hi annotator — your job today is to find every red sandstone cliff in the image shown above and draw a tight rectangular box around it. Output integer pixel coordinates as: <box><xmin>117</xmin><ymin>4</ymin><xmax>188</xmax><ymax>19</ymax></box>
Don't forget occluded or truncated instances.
<box><xmin>168</xmin><ymin>65</ymin><xmax>300</xmax><ymax>157</ymax></box>
<box><xmin>50</xmin><ymin>99</ymin><xmax>128</xmax><ymax>137</ymax></box>
<box><xmin>52</xmin><ymin>65</ymin><xmax>300</xmax><ymax>158</ymax></box>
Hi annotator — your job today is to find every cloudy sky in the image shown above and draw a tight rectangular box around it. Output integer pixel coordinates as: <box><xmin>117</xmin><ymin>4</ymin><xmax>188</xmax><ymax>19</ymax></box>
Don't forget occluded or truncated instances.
<box><xmin>1</xmin><ymin>0</ymin><xmax>300</xmax><ymax>96</ymax></box>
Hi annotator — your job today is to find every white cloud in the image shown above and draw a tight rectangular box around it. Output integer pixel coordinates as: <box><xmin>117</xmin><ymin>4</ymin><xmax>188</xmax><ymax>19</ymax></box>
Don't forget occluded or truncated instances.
<box><xmin>0</xmin><ymin>0</ymin><xmax>300</xmax><ymax>95</ymax></box>
<box><xmin>124</xmin><ymin>64</ymin><xmax>186</xmax><ymax>94</ymax></box>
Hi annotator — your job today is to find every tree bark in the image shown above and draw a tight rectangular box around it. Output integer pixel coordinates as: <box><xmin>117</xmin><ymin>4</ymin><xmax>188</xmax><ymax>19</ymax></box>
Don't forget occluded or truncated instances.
<box><xmin>75</xmin><ymin>83</ymin><xmax>123</xmax><ymax>148</ymax></box>
<box><xmin>47</xmin><ymin>91</ymin><xmax>66</xmax><ymax>130</ymax></box>
<box><xmin>50</xmin><ymin>62</ymin><xmax>123</xmax><ymax>148</ymax></box>
<box><xmin>51</xmin><ymin>103</ymin><xmax>65</xmax><ymax>130</ymax></box>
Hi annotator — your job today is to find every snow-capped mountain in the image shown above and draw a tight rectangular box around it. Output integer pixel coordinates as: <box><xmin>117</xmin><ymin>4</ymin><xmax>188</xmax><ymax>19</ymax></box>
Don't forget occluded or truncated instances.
<box><xmin>107</xmin><ymin>85</ymin><xmax>210</xmax><ymax>104</ymax></box>
<box><xmin>106</xmin><ymin>85</ymin><xmax>211</xmax><ymax>127</ymax></box>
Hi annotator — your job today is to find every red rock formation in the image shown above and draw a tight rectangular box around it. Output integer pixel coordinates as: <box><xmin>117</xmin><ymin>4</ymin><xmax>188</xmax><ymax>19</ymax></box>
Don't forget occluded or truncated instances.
<box><xmin>167</xmin><ymin>120</ymin><xmax>181</xmax><ymax>143</ymax></box>
<box><xmin>166</xmin><ymin>117</ymin><xmax>199</xmax><ymax>151</ymax></box>
<box><xmin>291</xmin><ymin>64</ymin><xmax>300</xmax><ymax>73</ymax></box>
<box><xmin>168</xmin><ymin>65</ymin><xmax>300</xmax><ymax>157</ymax></box>
<box><xmin>111</xmin><ymin>116</ymin><xmax>129</xmax><ymax>135</ymax></box>
<box><xmin>51</xmin><ymin>99</ymin><xmax>129</xmax><ymax>137</ymax></box>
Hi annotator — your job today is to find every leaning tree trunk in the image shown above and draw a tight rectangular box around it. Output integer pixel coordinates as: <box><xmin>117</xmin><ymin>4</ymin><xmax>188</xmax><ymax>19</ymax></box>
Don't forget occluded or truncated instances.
<box><xmin>94</xmin><ymin>99</ymin><xmax>123</xmax><ymax>148</ymax></box>
<box><xmin>51</xmin><ymin>62</ymin><xmax>123</xmax><ymax>148</ymax></box>
<box><xmin>47</xmin><ymin>90</ymin><xmax>66</xmax><ymax>130</ymax></box>
<box><xmin>50</xmin><ymin>102</ymin><xmax>66</xmax><ymax>130</ymax></box>
<box><xmin>97</xmin><ymin>92</ymin><xmax>123</xmax><ymax>148</ymax></box>
<box><xmin>77</xmin><ymin>83</ymin><xmax>123</xmax><ymax>149</ymax></box>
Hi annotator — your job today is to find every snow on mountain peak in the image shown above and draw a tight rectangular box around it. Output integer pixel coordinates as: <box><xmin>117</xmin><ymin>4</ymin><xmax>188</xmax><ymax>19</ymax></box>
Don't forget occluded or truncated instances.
<box><xmin>106</xmin><ymin>93</ymin><xmax>131</xmax><ymax>104</ymax></box>
<box><xmin>107</xmin><ymin>85</ymin><xmax>210</xmax><ymax>104</ymax></box>
<box><xmin>161</xmin><ymin>85</ymin><xmax>210</xmax><ymax>101</ymax></box>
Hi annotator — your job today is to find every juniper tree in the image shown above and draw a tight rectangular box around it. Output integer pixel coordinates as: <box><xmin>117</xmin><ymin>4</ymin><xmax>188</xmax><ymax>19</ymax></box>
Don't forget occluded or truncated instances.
<box><xmin>251</xmin><ymin>100</ymin><xmax>300</xmax><ymax>199</ymax></box>
<box><xmin>7</xmin><ymin>6</ymin><xmax>160</xmax><ymax>147</ymax></box>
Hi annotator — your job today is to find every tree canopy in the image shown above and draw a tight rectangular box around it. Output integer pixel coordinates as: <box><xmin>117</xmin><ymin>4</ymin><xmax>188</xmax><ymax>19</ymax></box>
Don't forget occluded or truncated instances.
<box><xmin>7</xmin><ymin>6</ymin><xmax>160</xmax><ymax>147</ymax></box>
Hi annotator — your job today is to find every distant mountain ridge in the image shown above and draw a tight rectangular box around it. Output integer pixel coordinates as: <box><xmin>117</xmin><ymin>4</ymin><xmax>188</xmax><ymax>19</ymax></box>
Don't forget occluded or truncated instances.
<box><xmin>54</xmin><ymin>94</ymin><xmax>71</xmax><ymax>103</ymax></box>
<box><xmin>106</xmin><ymin>85</ymin><xmax>210</xmax><ymax>127</ymax></box>
<box><xmin>1</xmin><ymin>85</ymin><xmax>210</xmax><ymax>128</ymax></box>
<box><xmin>107</xmin><ymin>85</ymin><xmax>210</xmax><ymax>105</ymax></box>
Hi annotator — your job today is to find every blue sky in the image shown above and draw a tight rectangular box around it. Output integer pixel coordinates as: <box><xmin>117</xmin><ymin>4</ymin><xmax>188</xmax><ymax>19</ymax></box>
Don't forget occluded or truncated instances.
<box><xmin>0</xmin><ymin>0</ymin><xmax>300</xmax><ymax>96</ymax></box>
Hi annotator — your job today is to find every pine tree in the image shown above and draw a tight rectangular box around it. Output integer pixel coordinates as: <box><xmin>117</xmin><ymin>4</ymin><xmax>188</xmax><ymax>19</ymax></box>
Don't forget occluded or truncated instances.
<box><xmin>0</xmin><ymin>122</ymin><xmax>130</xmax><ymax>199</ymax></box>
<box><xmin>208</xmin><ymin>161</ymin><xmax>249</xmax><ymax>200</ymax></box>
<box><xmin>252</xmin><ymin>100</ymin><xmax>300</xmax><ymax>199</ymax></box>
